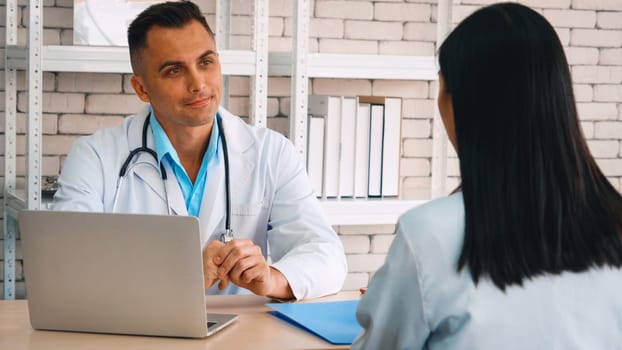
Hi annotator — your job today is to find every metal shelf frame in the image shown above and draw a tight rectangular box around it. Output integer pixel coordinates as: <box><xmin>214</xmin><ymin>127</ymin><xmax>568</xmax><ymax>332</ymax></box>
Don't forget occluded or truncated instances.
<box><xmin>3</xmin><ymin>0</ymin><xmax>454</xmax><ymax>300</ymax></box>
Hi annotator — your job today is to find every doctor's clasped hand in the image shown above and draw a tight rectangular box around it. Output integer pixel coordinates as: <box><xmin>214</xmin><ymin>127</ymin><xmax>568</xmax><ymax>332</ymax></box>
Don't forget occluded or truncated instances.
<box><xmin>203</xmin><ymin>239</ymin><xmax>293</xmax><ymax>299</ymax></box>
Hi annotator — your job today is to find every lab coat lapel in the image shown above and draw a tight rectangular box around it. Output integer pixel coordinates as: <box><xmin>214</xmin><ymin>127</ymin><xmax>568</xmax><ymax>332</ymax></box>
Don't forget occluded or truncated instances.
<box><xmin>131</xmin><ymin>151</ymin><xmax>186</xmax><ymax>215</ymax></box>
<box><xmin>198</xmin><ymin>109</ymin><xmax>255</xmax><ymax>245</ymax></box>
<box><xmin>128</xmin><ymin>106</ymin><xmax>187</xmax><ymax>215</ymax></box>
<box><xmin>161</xmin><ymin>162</ymin><xmax>188</xmax><ymax>216</ymax></box>
<box><xmin>198</xmin><ymin>159</ymin><xmax>224</xmax><ymax>245</ymax></box>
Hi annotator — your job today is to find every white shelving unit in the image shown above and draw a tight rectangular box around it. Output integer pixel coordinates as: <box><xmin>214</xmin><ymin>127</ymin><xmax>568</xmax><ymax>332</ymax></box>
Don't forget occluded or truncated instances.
<box><xmin>3</xmin><ymin>0</ymin><xmax>453</xmax><ymax>299</ymax></box>
<box><xmin>288</xmin><ymin>0</ymin><xmax>454</xmax><ymax>224</ymax></box>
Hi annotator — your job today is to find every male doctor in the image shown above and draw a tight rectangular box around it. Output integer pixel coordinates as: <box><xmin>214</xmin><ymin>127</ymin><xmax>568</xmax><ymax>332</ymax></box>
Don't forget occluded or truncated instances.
<box><xmin>53</xmin><ymin>1</ymin><xmax>347</xmax><ymax>301</ymax></box>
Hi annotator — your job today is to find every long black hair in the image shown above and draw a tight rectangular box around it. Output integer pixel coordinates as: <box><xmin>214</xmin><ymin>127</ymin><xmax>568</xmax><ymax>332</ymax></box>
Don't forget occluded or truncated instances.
<box><xmin>438</xmin><ymin>2</ymin><xmax>622</xmax><ymax>290</ymax></box>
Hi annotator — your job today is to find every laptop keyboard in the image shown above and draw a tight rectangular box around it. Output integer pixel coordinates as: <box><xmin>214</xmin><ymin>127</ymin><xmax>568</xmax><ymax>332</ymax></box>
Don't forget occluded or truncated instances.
<box><xmin>207</xmin><ymin>321</ymin><xmax>217</xmax><ymax>328</ymax></box>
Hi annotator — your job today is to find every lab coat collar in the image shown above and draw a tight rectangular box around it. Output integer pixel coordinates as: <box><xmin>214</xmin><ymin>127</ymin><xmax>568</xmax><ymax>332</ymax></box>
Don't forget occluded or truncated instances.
<box><xmin>127</xmin><ymin>105</ymin><xmax>257</xmax><ymax>222</ymax></box>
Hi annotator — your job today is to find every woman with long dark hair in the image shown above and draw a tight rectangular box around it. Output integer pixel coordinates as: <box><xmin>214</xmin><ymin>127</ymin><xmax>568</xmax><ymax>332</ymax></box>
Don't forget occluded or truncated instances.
<box><xmin>352</xmin><ymin>3</ymin><xmax>622</xmax><ymax>349</ymax></box>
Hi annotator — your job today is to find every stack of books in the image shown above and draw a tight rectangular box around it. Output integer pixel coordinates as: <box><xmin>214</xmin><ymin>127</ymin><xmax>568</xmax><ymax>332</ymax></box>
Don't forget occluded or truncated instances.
<box><xmin>307</xmin><ymin>95</ymin><xmax>402</xmax><ymax>199</ymax></box>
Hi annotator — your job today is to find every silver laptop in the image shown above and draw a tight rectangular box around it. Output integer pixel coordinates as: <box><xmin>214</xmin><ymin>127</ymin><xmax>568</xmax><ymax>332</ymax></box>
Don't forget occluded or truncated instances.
<box><xmin>19</xmin><ymin>210</ymin><xmax>238</xmax><ymax>338</ymax></box>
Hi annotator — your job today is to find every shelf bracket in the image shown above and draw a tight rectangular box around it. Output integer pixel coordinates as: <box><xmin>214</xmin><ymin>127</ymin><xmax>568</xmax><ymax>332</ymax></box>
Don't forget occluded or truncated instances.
<box><xmin>290</xmin><ymin>0</ymin><xmax>310</xmax><ymax>161</ymax></box>
<box><xmin>249</xmin><ymin>0</ymin><xmax>269</xmax><ymax>127</ymax></box>
<box><xmin>3</xmin><ymin>0</ymin><xmax>19</xmax><ymax>301</ymax></box>
<box><xmin>216</xmin><ymin>0</ymin><xmax>231</xmax><ymax>110</ymax></box>
<box><xmin>431</xmin><ymin>0</ymin><xmax>454</xmax><ymax>199</ymax></box>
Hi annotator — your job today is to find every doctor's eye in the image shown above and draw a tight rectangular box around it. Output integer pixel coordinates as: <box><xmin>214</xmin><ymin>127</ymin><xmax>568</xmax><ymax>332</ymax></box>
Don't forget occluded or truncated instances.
<box><xmin>200</xmin><ymin>58</ymin><xmax>213</xmax><ymax>67</ymax></box>
<box><xmin>164</xmin><ymin>67</ymin><xmax>181</xmax><ymax>76</ymax></box>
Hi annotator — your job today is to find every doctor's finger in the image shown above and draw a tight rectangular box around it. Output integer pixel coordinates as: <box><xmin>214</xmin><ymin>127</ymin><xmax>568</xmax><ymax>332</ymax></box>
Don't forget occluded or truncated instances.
<box><xmin>204</xmin><ymin>275</ymin><xmax>218</xmax><ymax>290</ymax></box>
<box><xmin>218</xmin><ymin>275</ymin><xmax>230</xmax><ymax>290</ymax></box>
<box><xmin>228</xmin><ymin>255</ymin><xmax>267</xmax><ymax>284</ymax></box>
<box><xmin>239</xmin><ymin>263</ymin><xmax>269</xmax><ymax>286</ymax></box>
<box><xmin>214</xmin><ymin>239</ymin><xmax>254</xmax><ymax>260</ymax></box>
<box><xmin>213</xmin><ymin>239</ymin><xmax>252</xmax><ymax>266</ymax></box>
<box><xmin>205</xmin><ymin>240</ymin><xmax>225</xmax><ymax>268</ymax></box>
<box><xmin>217</xmin><ymin>241</ymin><xmax>262</xmax><ymax>276</ymax></box>
<box><xmin>204</xmin><ymin>240</ymin><xmax>225</xmax><ymax>257</ymax></box>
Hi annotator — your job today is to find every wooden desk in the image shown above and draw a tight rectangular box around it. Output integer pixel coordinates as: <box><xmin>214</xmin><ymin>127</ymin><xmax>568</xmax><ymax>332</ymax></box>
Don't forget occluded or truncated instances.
<box><xmin>0</xmin><ymin>292</ymin><xmax>360</xmax><ymax>350</ymax></box>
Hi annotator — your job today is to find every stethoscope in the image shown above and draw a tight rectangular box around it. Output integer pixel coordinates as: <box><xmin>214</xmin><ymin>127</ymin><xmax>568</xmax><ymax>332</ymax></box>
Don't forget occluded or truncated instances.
<box><xmin>111</xmin><ymin>114</ymin><xmax>234</xmax><ymax>243</ymax></box>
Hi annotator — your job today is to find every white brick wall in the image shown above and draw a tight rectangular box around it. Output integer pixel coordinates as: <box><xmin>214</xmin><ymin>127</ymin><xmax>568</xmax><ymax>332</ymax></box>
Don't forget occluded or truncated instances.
<box><xmin>370</xmin><ymin>234</ymin><xmax>395</xmax><ymax>254</ymax></box>
<box><xmin>58</xmin><ymin>114</ymin><xmax>125</xmax><ymax>134</ymax></box>
<box><xmin>374</xmin><ymin>3</ymin><xmax>432</xmax><ymax>22</ymax></box>
<box><xmin>571</xmin><ymin>29</ymin><xmax>622</xmax><ymax>48</ymax></box>
<box><xmin>597</xmin><ymin>12</ymin><xmax>622</xmax><ymax>29</ymax></box>
<box><xmin>403</xmin><ymin>139</ymin><xmax>433</xmax><ymax>157</ymax></box>
<box><xmin>1</xmin><ymin>0</ymin><xmax>621</xmax><ymax>298</ymax></box>
<box><xmin>588</xmin><ymin>140</ymin><xmax>620</xmax><ymax>158</ymax></box>
<box><xmin>402</xmin><ymin>119</ymin><xmax>432</xmax><ymax>138</ymax></box>
<box><xmin>594</xmin><ymin>85</ymin><xmax>622</xmax><ymax>102</ymax></box>
<box><xmin>372</xmin><ymin>80</ymin><xmax>429</xmax><ymax>98</ymax></box>
<box><xmin>572</xmin><ymin>66</ymin><xmax>622</xmax><ymax>84</ymax></box>
<box><xmin>577</xmin><ymin>102</ymin><xmax>618</xmax><ymax>120</ymax></box>
<box><xmin>402</xmin><ymin>99</ymin><xmax>435</xmax><ymax>118</ymax></box>
<box><xmin>316</xmin><ymin>1</ymin><xmax>374</xmax><ymax>20</ymax></box>
<box><xmin>313</xmin><ymin>79</ymin><xmax>372</xmax><ymax>96</ymax></box>
<box><xmin>85</xmin><ymin>94</ymin><xmax>145</xmax><ymax>114</ymax></box>
<box><xmin>543</xmin><ymin>9</ymin><xmax>596</xmax><ymax>28</ymax></box>
<box><xmin>57</xmin><ymin>73</ymin><xmax>123</xmax><ymax>94</ymax></box>
<box><xmin>565</xmin><ymin>47</ymin><xmax>599</xmax><ymax>65</ymax></box>
<box><xmin>572</xmin><ymin>0</ymin><xmax>622</xmax><ymax>11</ymax></box>
<box><xmin>319</xmin><ymin>38</ymin><xmax>378</xmax><ymax>54</ymax></box>
<box><xmin>573</xmin><ymin>84</ymin><xmax>593</xmax><ymax>102</ymax></box>
<box><xmin>340</xmin><ymin>235</ymin><xmax>371</xmax><ymax>254</ymax></box>
<box><xmin>594</xmin><ymin>122</ymin><xmax>622</xmax><ymax>139</ymax></box>
<box><xmin>344</xmin><ymin>20</ymin><xmax>403</xmax><ymax>40</ymax></box>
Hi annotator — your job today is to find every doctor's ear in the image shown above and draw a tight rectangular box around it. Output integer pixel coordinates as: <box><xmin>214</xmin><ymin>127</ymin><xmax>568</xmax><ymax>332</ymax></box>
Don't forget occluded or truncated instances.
<box><xmin>130</xmin><ymin>75</ymin><xmax>151</xmax><ymax>103</ymax></box>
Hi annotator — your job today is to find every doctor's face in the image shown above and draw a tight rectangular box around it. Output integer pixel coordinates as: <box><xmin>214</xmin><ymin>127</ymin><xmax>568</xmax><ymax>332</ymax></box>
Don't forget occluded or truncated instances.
<box><xmin>130</xmin><ymin>20</ymin><xmax>222</xmax><ymax>129</ymax></box>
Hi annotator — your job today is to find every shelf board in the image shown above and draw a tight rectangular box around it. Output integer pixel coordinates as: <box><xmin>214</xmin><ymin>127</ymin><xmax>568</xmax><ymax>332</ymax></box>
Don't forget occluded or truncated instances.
<box><xmin>5</xmin><ymin>191</ymin><xmax>26</xmax><ymax>219</ymax></box>
<box><xmin>5</xmin><ymin>45</ymin><xmax>258</xmax><ymax>75</ymax></box>
<box><xmin>4</xmin><ymin>190</ymin><xmax>425</xmax><ymax>226</ymax></box>
<box><xmin>269</xmin><ymin>52</ymin><xmax>437</xmax><ymax>80</ymax></box>
<box><xmin>4</xmin><ymin>190</ymin><xmax>54</xmax><ymax>219</ymax></box>
<box><xmin>321</xmin><ymin>199</ymin><xmax>426</xmax><ymax>226</ymax></box>
<box><xmin>5</xmin><ymin>46</ymin><xmax>437</xmax><ymax>80</ymax></box>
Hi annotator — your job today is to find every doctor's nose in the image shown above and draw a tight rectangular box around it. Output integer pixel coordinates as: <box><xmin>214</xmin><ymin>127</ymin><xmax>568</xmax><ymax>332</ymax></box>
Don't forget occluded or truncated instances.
<box><xmin>187</xmin><ymin>70</ymin><xmax>206</xmax><ymax>93</ymax></box>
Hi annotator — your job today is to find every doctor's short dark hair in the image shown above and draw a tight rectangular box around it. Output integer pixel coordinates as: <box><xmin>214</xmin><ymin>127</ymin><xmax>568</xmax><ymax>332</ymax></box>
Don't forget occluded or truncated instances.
<box><xmin>438</xmin><ymin>3</ymin><xmax>622</xmax><ymax>290</ymax></box>
<box><xmin>127</xmin><ymin>0</ymin><xmax>215</xmax><ymax>74</ymax></box>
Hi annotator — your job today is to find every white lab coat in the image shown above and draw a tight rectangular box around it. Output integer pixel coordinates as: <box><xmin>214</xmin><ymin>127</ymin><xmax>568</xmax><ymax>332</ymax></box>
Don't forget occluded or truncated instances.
<box><xmin>54</xmin><ymin>105</ymin><xmax>347</xmax><ymax>300</ymax></box>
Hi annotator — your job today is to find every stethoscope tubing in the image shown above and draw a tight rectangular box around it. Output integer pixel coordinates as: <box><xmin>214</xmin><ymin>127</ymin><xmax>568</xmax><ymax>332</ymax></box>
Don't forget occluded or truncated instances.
<box><xmin>112</xmin><ymin>114</ymin><xmax>231</xmax><ymax>235</ymax></box>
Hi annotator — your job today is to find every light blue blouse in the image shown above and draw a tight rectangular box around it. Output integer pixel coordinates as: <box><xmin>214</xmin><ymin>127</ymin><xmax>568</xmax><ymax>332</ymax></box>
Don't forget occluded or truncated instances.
<box><xmin>352</xmin><ymin>192</ymin><xmax>622</xmax><ymax>349</ymax></box>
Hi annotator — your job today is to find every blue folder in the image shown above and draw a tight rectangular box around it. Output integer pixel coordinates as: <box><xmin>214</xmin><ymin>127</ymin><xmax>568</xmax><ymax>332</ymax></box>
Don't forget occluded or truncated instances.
<box><xmin>266</xmin><ymin>300</ymin><xmax>362</xmax><ymax>345</ymax></box>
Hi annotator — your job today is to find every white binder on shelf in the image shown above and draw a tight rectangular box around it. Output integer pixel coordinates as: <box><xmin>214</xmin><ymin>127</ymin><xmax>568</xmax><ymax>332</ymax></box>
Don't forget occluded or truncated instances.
<box><xmin>354</xmin><ymin>101</ymin><xmax>371</xmax><ymax>198</ymax></box>
<box><xmin>381</xmin><ymin>97</ymin><xmax>402</xmax><ymax>197</ymax></box>
<box><xmin>307</xmin><ymin>115</ymin><xmax>325</xmax><ymax>197</ymax></box>
<box><xmin>308</xmin><ymin>95</ymin><xmax>341</xmax><ymax>198</ymax></box>
<box><xmin>339</xmin><ymin>97</ymin><xmax>357</xmax><ymax>198</ymax></box>
<box><xmin>367</xmin><ymin>103</ymin><xmax>384</xmax><ymax>198</ymax></box>
<box><xmin>359</xmin><ymin>96</ymin><xmax>402</xmax><ymax>198</ymax></box>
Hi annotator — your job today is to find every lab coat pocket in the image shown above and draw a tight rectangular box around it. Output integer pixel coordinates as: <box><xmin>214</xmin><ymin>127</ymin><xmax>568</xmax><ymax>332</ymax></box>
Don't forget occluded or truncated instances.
<box><xmin>231</xmin><ymin>199</ymin><xmax>270</xmax><ymax>244</ymax></box>
<box><xmin>231</xmin><ymin>200</ymin><xmax>266</xmax><ymax>216</ymax></box>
